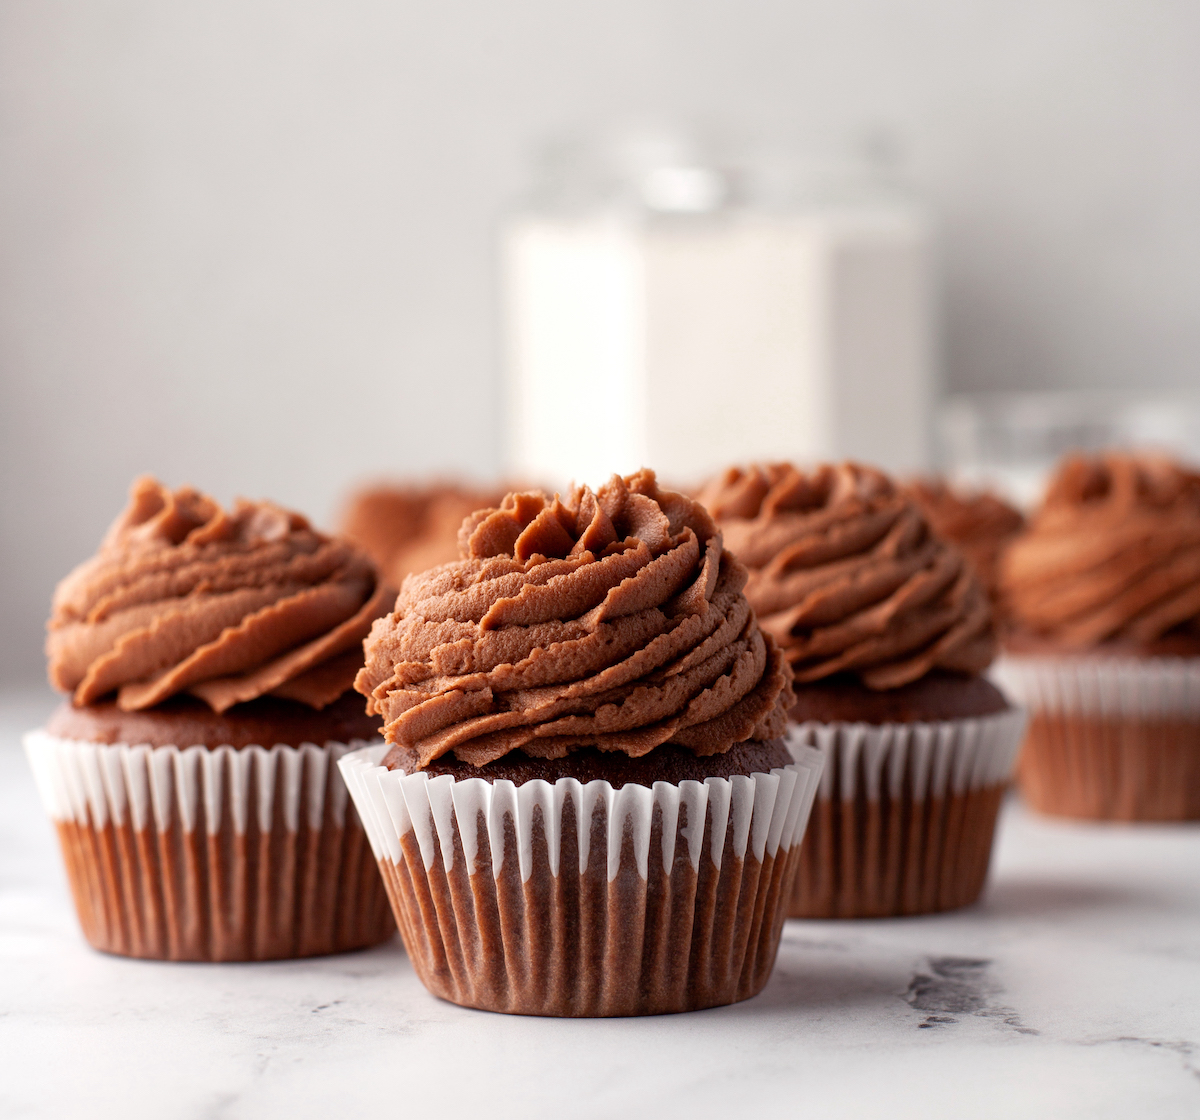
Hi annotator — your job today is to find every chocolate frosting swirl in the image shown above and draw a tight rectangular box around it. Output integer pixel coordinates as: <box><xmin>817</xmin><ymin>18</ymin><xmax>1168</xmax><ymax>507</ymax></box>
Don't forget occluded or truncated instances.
<box><xmin>696</xmin><ymin>462</ymin><xmax>996</xmax><ymax>689</ymax></box>
<box><xmin>47</xmin><ymin>477</ymin><xmax>393</xmax><ymax>712</ymax></box>
<box><xmin>356</xmin><ymin>469</ymin><xmax>791</xmax><ymax>769</ymax></box>
<box><xmin>1000</xmin><ymin>453</ymin><xmax>1200</xmax><ymax>650</ymax></box>
<box><xmin>902</xmin><ymin>478</ymin><xmax>1024</xmax><ymax>602</ymax></box>
<box><xmin>339</xmin><ymin>481</ymin><xmax>507</xmax><ymax>590</ymax></box>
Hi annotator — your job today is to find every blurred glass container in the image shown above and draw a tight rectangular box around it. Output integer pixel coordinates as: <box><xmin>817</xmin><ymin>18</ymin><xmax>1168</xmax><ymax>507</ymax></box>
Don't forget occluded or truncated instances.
<box><xmin>501</xmin><ymin>127</ymin><xmax>938</xmax><ymax>488</ymax></box>
<box><xmin>938</xmin><ymin>392</ymin><xmax>1200</xmax><ymax>508</ymax></box>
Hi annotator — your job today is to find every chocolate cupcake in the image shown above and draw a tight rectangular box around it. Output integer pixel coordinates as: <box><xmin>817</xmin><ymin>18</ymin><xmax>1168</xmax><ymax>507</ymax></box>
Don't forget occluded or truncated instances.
<box><xmin>994</xmin><ymin>452</ymin><xmax>1200</xmax><ymax>821</ymax></box>
<box><xmin>338</xmin><ymin>481</ymin><xmax>506</xmax><ymax>590</ymax></box>
<box><xmin>339</xmin><ymin>469</ymin><xmax>824</xmax><ymax>1016</ymax></box>
<box><xmin>23</xmin><ymin>477</ymin><xmax>397</xmax><ymax>960</ymax></box>
<box><xmin>697</xmin><ymin>462</ymin><xmax>1025</xmax><ymax>919</ymax></box>
<box><xmin>902</xmin><ymin>478</ymin><xmax>1024</xmax><ymax>607</ymax></box>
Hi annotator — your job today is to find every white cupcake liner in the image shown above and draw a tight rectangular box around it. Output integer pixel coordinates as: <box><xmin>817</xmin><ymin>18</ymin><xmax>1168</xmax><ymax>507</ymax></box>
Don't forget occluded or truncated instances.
<box><xmin>992</xmin><ymin>653</ymin><xmax>1200</xmax><ymax>718</ymax></box>
<box><xmin>339</xmin><ymin>744</ymin><xmax>825</xmax><ymax>1016</ymax></box>
<box><xmin>341</xmin><ymin>744</ymin><xmax>825</xmax><ymax>880</ymax></box>
<box><xmin>991</xmin><ymin>654</ymin><xmax>1200</xmax><ymax>820</ymax></box>
<box><xmin>24</xmin><ymin>730</ymin><xmax>395</xmax><ymax>960</ymax></box>
<box><xmin>24</xmin><ymin>731</ymin><xmax>367</xmax><ymax>834</ymax></box>
<box><xmin>785</xmin><ymin>708</ymin><xmax>1026</xmax><ymax>918</ymax></box>
<box><xmin>788</xmin><ymin>706</ymin><xmax>1027</xmax><ymax>802</ymax></box>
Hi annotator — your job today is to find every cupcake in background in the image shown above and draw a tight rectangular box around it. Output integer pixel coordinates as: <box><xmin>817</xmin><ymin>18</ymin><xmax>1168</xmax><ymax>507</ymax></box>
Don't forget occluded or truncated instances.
<box><xmin>340</xmin><ymin>469</ymin><xmax>824</xmax><ymax>1016</ymax></box>
<box><xmin>902</xmin><ymin>477</ymin><xmax>1024</xmax><ymax>608</ymax></box>
<box><xmin>338</xmin><ymin>481</ymin><xmax>506</xmax><ymax>590</ymax></box>
<box><xmin>995</xmin><ymin>452</ymin><xmax>1200</xmax><ymax>821</ymax></box>
<box><xmin>697</xmin><ymin>462</ymin><xmax>1025</xmax><ymax>919</ymax></box>
<box><xmin>25</xmin><ymin>477</ymin><xmax>396</xmax><ymax>960</ymax></box>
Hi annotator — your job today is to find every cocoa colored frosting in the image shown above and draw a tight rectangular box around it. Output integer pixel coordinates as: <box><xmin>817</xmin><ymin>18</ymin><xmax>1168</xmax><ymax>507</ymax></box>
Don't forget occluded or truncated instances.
<box><xmin>356</xmin><ymin>469</ymin><xmax>792</xmax><ymax>769</ymax></box>
<box><xmin>47</xmin><ymin>477</ymin><xmax>393</xmax><ymax>712</ymax></box>
<box><xmin>695</xmin><ymin>462</ymin><xmax>996</xmax><ymax>690</ymax></box>
<box><xmin>339</xmin><ymin>481</ymin><xmax>507</xmax><ymax>590</ymax></box>
<box><xmin>1000</xmin><ymin>452</ymin><xmax>1200</xmax><ymax>651</ymax></box>
<box><xmin>902</xmin><ymin>478</ymin><xmax>1024</xmax><ymax>603</ymax></box>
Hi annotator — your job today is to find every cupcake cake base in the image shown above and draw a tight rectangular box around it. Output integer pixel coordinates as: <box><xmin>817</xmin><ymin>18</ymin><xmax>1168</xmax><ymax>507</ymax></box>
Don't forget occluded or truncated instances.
<box><xmin>787</xmin><ymin>706</ymin><xmax>1025</xmax><ymax>918</ymax></box>
<box><xmin>341</xmin><ymin>741</ymin><xmax>824</xmax><ymax>1017</ymax></box>
<box><xmin>25</xmin><ymin>697</ymin><xmax>395</xmax><ymax>961</ymax></box>
<box><xmin>792</xmin><ymin>783</ymin><xmax>1006</xmax><ymax>918</ymax></box>
<box><xmin>1018</xmin><ymin>713</ymin><xmax>1200</xmax><ymax>821</ymax></box>
<box><xmin>996</xmin><ymin>655</ymin><xmax>1200</xmax><ymax>821</ymax></box>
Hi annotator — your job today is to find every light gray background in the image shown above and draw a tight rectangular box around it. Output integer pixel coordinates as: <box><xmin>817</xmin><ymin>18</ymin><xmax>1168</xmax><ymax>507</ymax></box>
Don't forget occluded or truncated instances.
<box><xmin>2</xmin><ymin>0</ymin><xmax>1199</xmax><ymax>684</ymax></box>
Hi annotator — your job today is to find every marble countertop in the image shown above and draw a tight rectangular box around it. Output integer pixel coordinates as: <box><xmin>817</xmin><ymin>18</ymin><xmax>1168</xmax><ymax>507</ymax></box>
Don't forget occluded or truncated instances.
<box><xmin>3</xmin><ymin>688</ymin><xmax>1199</xmax><ymax>1120</ymax></box>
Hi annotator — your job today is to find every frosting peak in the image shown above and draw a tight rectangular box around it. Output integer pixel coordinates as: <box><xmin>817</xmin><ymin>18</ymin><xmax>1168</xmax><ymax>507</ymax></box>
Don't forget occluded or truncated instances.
<box><xmin>696</xmin><ymin>462</ymin><xmax>996</xmax><ymax>689</ymax></box>
<box><xmin>356</xmin><ymin>469</ymin><xmax>791</xmax><ymax>769</ymax></box>
<box><xmin>1000</xmin><ymin>453</ymin><xmax>1200</xmax><ymax>649</ymax></box>
<box><xmin>48</xmin><ymin>477</ymin><xmax>392</xmax><ymax>712</ymax></box>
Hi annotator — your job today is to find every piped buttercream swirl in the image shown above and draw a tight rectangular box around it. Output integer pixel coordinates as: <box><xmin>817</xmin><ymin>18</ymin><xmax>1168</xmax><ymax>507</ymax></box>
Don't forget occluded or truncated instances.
<box><xmin>696</xmin><ymin>462</ymin><xmax>996</xmax><ymax>689</ymax></box>
<box><xmin>902</xmin><ymin>478</ymin><xmax>1024</xmax><ymax>603</ymax></box>
<box><xmin>47</xmin><ymin>476</ymin><xmax>393</xmax><ymax>712</ymax></box>
<box><xmin>355</xmin><ymin>469</ymin><xmax>791</xmax><ymax>769</ymax></box>
<box><xmin>1000</xmin><ymin>452</ymin><xmax>1200</xmax><ymax>650</ymax></box>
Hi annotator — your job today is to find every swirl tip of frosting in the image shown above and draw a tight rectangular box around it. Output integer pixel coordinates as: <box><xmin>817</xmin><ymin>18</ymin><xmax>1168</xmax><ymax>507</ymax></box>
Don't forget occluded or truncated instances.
<box><xmin>456</xmin><ymin>468</ymin><xmax>718</xmax><ymax>565</ymax></box>
<box><xmin>100</xmin><ymin>474</ymin><xmax>312</xmax><ymax>554</ymax></box>
<box><xmin>1040</xmin><ymin>452</ymin><xmax>1200</xmax><ymax>515</ymax></box>
<box><xmin>47</xmin><ymin>476</ymin><xmax>391</xmax><ymax>713</ymax></box>
<box><xmin>697</xmin><ymin>460</ymin><xmax>896</xmax><ymax>523</ymax></box>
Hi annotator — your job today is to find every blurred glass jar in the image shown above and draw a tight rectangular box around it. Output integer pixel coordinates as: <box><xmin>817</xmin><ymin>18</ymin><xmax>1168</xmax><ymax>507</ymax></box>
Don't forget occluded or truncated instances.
<box><xmin>939</xmin><ymin>392</ymin><xmax>1200</xmax><ymax>508</ymax></box>
<box><xmin>501</xmin><ymin>126</ymin><xmax>939</xmax><ymax>488</ymax></box>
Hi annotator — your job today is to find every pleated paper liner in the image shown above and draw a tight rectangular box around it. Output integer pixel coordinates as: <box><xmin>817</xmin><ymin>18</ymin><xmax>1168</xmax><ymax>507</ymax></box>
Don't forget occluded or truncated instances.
<box><xmin>23</xmin><ymin>731</ymin><xmax>395</xmax><ymax>961</ymax></box>
<box><xmin>993</xmin><ymin>654</ymin><xmax>1200</xmax><ymax>821</ymax></box>
<box><xmin>340</xmin><ymin>743</ymin><xmax>824</xmax><ymax>1017</ymax></box>
<box><xmin>787</xmin><ymin>708</ymin><xmax>1026</xmax><ymax>919</ymax></box>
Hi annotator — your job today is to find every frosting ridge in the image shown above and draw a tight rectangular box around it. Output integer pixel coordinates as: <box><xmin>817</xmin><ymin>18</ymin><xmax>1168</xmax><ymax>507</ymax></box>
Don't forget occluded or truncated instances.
<box><xmin>696</xmin><ymin>462</ymin><xmax>995</xmax><ymax>689</ymax></box>
<box><xmin>48</xmin><ymin>476</ymin><xmax>392</xmax><ymax>712</ymax></box>
<box><xmin>356</xmin><ymin>469</ymin><xmax>791</xmax><ymax>769</ymax></box>
<box><xmin>1000</xmin><ymin>453</ymin><xmax>1200</xmax><ymax>649</ymax></box>
<box><xmin>902</xmin><ymin>479</ymin><xmax>1024</xmax><ymax>603</ymax></box>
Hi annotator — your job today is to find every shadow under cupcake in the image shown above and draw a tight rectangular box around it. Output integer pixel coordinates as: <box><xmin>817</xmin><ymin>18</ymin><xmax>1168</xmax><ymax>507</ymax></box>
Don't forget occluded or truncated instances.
<box><xmin>698</xmin><ymin>461</ymin><xmax>1026</xmax><ymax>919</ymax></box>
<box><xmin>24</xmin><ymin>477</ymin><xmax>397</xmax><ymax>961</ymax></box>
<box><xmin>341</xmin><ymin>470</ymin><xmax>824</xmax><ymax>1016</ymax></box>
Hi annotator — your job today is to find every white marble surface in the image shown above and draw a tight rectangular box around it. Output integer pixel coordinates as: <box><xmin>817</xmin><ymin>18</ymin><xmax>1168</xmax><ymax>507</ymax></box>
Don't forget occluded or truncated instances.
<box><xmin>3</xmin><ymin>687</ymin><xmax>1199</xmax><ymax>1120</ymax></box>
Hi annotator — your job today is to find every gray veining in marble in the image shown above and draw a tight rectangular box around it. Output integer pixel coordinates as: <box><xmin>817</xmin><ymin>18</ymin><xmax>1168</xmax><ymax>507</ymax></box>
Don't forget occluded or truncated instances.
<box><xmin>2</xmin><ymin>687</ymin><xmax>1198</xmax><ymax>1120</ymax></box>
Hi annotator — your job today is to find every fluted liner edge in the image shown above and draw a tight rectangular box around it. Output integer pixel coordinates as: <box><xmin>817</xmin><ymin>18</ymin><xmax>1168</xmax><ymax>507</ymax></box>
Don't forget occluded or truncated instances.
<box><xmin>339</xmin><ymin>744</ymin><xmax>824</xmax><ymax>1016</ymax></box>
<box><xmin>24</xmin><ymin>731</ymin><xmax>395</xmax><ymax>960</ymax></box>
